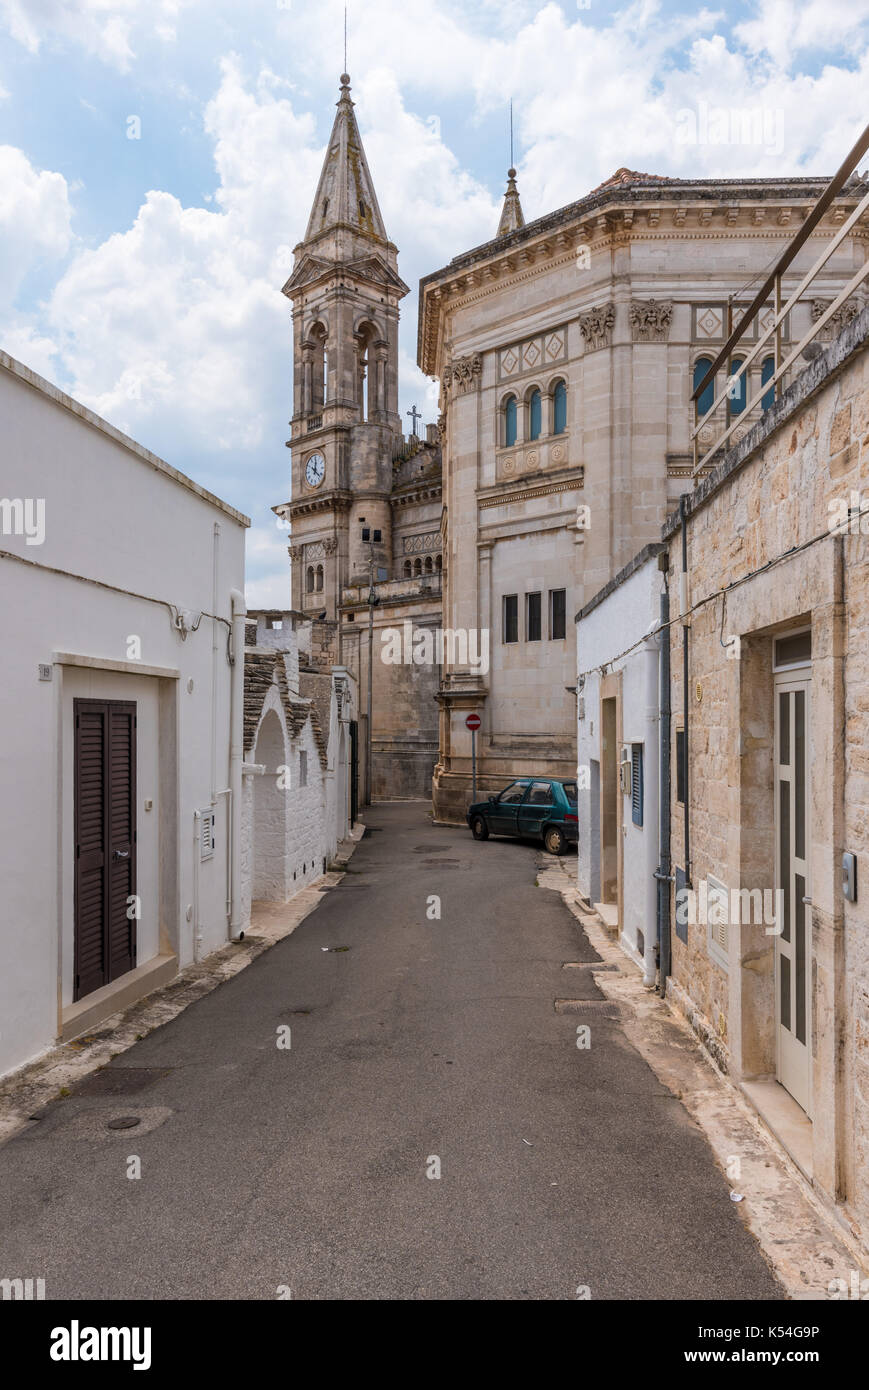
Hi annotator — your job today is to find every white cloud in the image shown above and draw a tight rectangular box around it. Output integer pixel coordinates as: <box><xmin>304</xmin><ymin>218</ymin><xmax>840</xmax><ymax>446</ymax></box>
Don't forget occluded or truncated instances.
<box><xmin>0</xmin><ymin>146</ymin><xmax>72</xmax><ymax>311</ymax></box>
<box><xmin>0</xmin><ymin>0</ymin><xmax>188</xmax><ymax>70</ymax></box>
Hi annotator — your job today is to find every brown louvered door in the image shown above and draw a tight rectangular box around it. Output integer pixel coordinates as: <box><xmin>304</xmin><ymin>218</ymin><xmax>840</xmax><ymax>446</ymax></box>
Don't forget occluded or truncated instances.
<box><xmin>74</xmin><ymin>700</ymin><xmax>137</xmax><ymax>1000</ymax></box>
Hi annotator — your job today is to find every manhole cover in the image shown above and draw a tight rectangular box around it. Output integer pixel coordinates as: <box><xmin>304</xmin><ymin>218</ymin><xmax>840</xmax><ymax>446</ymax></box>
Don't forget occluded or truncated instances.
<box><xmin>72</xmin><ymin>1067</ymin><xmax>172</xmax><ymax>1097</ymax></box>
<box><xmin>421</xmin><ymin>858</ymin><xmax>461</xmax><ymax>867</ymax></box>
<box><xmin>106</xmin><ymin>1115</ymin><xmax>141</xmax><ymax>1131</ymax></box>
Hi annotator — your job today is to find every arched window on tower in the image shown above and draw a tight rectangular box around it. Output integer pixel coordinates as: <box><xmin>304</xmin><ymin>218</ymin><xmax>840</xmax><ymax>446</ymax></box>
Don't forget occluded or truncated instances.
<box><xmin>528</xmin><ymin>388</ymin><xmax>542</xmax><ymax>441</ymax></box>
<box><xmin>357</xmin><ymin>323</ymin><xmax>379</xmax><ymax>423</ymax></box>
<box><xmin>413</xmin><ymin>558</ymin><xmax>422</xmax><ymax>577</ymax></box>
<box><xmin>435</xmin><ymin>554</ymin><xmax>442</xmax><ymax>573</ymax></box>
<box><xmin>306</xmin><ymin>566</ymin><xmax>315</xmax><ymax>593</ymax></box>
<box><xmin>403</xmin><ymin>560</ymin><xmax>412</xmax><ymax>579</ymax></box>
<box><xmin>761</xmin><ymin>356</ymin><xmax>775</xmax><ymax>412</ymax></box>
<box><xmin>424</xmin><ymin>556</ymin><xmax>433</xmax><ymax>574</ymax></box>
<box><xmin>693</xmin><ymin>357</ymin><xmax>715</xmax><ymax>419</ymax></box>
<box><xmin>503</xmin><ymin>395</ymin><xmax>517</xmax><ymax>448</ymax></box>
<box><xmin>552</xmin><ymin>379</ymin><xmax>567</xmax><ymax>435</ymax></box>
<box><xmin>310</xmin><ymin>322</ymin><xmax>328</xmax><ymax>412</ymax></box>
<box><xmin>315</xmin><ymin>565</ymin><xmax>324</xmax><ymax>592</ymax></box>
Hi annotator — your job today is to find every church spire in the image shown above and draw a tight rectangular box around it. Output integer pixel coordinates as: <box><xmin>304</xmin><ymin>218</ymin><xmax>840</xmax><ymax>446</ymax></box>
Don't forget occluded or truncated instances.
<box><xmin>304</xmin><ymin>74</ymin><xmax>388</xmax><ymax>244</ymax></box>
<box><xmin>497</xmin><ymin>167</ymin><xmax>525</xmax><ymax>237</ymax></box>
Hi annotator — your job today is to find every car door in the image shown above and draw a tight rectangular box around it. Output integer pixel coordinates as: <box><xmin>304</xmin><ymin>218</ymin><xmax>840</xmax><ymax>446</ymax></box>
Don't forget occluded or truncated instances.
<box><xmin>488</xmin><ymin>782</ymin><xmax>527</xmax><ymax>837</ymax></box>
<box><xmin>517</xmin><ymin>781</ymin><xmax>555</xmax><ymax>840</ymax></box>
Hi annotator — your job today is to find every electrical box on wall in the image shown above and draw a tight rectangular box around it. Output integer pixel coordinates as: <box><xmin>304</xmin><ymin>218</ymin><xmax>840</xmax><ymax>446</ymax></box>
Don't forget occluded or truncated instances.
<box><xmin>843</xmin><ymin>852</ymin><xmax>857</xmax><ymax>903</ymax></box>
<box><xmin>200</xmin><ymin>810</ymin><xmax>215</xmax><ymax>861</ymax></box>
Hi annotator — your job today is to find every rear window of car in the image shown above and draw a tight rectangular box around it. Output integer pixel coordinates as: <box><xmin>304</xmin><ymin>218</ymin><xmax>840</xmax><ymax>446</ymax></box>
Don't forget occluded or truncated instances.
<box><xmin>563</xmin><ymin>782</ymin><xmax>578</xmax><ymax>805</ymax></box>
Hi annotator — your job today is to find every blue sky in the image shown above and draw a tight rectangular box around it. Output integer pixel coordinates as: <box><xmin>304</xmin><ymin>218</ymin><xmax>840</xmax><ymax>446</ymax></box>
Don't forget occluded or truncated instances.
<box><xmin>1</xmin><ymin>0</ymin><xmax>868</xmax><ymax>603</ymax></box>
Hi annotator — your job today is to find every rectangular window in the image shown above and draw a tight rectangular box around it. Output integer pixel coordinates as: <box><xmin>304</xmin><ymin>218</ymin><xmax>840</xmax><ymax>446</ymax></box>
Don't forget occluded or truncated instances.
<box><xmin>503</xmin><ymin>594</ymin><xmax>518</xmax><ymax>644</ymax></box>
<box><xmin>676</xmin><ymin>730</ymin><xmax>686</xmax><ymax>804</ymax></box>
<box><xmin>549</xmin><ymin>588</ymin><xmax>566</xmax><ymax>640</ymax></box>
<box><xmin>526</xmin><ymin>592</ymin><xmax>542</xmax><ymax>642</ymax></box>
<box><xmin>299</xmin><ymin>750</ymin><xmax>308</xmax><ymax>788</ymax></box>
<box><xmin>631</xmin><ymin>744</ymin><xmax>643</xmax><ymax>827</ymax></box>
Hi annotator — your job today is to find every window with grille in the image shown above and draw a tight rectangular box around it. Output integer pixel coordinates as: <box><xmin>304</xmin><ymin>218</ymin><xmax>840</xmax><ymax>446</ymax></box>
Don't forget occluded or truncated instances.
<box><xmin>503</xmin><ymin>594</ymin><xmax>518</xmax><ymax>643</ymax></box>
<box><xmin>549</xmin><ymin>589</ymin><xmax>566</xmax><ymax>640</ymax></box>
<box><xmin>526</xmin><ymin>592</ymin><xmax>541</xmax><ymax>642</ymax></box>
<box><xmin>631</xmin><ymin>744</ymin><xmax>643</xmax><ymax>827</ymax></box>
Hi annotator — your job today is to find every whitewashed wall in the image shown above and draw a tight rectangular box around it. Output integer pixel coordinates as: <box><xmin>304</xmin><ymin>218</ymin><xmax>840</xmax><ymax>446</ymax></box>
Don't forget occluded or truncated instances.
<box><xmin>576</xmin><ymin>552</ymin><xmax>663</xmax><ymax>981</ymax></box>
<box><xmin>0</xmin><ymin>353</ymin><xmax>247</xmax><ymax>1078</ymax></box>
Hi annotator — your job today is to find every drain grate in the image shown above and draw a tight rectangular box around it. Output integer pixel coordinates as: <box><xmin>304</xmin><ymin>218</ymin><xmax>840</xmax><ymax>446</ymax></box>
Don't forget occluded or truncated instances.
<box><xmin>554</xmin><ymin>999</ymin><xmax>621</xmax><ymax>1018</ymax></box>
<box><xmin>72</xmin><ymin>1067</ymin><xmax>173</xmax><ymax>1097</ymax></box>
<box><xmin>561</xmin><ymin>962</ymin><xmax>618</xmax><ymax>971</ymax></box>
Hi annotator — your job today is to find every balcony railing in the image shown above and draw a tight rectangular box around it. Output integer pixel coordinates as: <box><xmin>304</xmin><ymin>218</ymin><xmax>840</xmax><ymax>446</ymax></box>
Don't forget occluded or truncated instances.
<box><xmin>691</xmin><ymin>121</ymin><xmax>869</xmax><ymax>477</ymax></box>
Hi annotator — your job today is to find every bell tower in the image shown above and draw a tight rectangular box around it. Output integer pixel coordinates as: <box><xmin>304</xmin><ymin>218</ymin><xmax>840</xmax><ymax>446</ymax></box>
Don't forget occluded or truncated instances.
<box><xmin>276</xmin><ymin>73</ymin><xmax>409</xmax><ymax>620</ymax></box>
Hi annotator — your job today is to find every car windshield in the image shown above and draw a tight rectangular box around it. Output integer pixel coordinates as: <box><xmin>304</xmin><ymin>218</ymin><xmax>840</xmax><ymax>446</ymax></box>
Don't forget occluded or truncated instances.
<box><xmin>563</xmin><ymin>782</ymin><xmax>578</xmax><ymax>805</ymax></box>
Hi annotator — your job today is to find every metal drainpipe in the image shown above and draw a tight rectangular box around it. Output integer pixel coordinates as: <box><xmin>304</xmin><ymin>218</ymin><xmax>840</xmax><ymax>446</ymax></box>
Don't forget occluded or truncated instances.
<box><xmin>655</xmin><ymin>559</ymin><xmax>672</xmax><ymax>994</ymax></box>
<box><xmin>679</xmin><ymin>494</ymin><xmax>691</xmax><ymax>888</ymax></box>
<box><xmin>229</xmin><ymin>588</ymin><xmax>246</xmax><ymax>941</ymax></box>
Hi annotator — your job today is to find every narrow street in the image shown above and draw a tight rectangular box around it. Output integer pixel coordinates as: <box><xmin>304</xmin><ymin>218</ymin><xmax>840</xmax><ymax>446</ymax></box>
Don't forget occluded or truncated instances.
<box><xmin>0</xmin><ymin>805</ymin><xmax>780</xmax><ymax>1300</ymax></box>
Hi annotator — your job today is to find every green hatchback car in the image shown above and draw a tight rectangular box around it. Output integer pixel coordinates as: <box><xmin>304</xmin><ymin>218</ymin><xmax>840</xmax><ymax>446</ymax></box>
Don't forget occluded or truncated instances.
<box><xmin>466</xmin><ymin>777</ymin><xmax>579</xmax><ymax>855</ymax></box>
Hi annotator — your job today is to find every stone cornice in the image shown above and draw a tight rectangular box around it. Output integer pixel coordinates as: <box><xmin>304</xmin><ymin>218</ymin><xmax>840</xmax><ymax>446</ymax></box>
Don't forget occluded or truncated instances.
<box><xmin>417</xmin><ymin>181</ymin><xmax>869</xmax><ymax>375</ymax></box>
<box><xmin>477</xmin><ymin>473</ymin><xmax>583</xmax><ymax>509</ymax></box>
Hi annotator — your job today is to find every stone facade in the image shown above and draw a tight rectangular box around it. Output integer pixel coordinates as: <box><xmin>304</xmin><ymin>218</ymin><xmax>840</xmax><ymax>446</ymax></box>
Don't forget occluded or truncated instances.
<box><xmin>659</xmin><ymin>306</ymin><xmax>869</xmax><ymax>1247</ymax></box>
<box><xmin>274</xmin><ymin>75</ymin><xmax>442</xmax><ymax>801</ymax></box>
<box><xmin>418</xmin><ymin>167</ymin><xmax>869</xmax><ymax>823</ymax></box>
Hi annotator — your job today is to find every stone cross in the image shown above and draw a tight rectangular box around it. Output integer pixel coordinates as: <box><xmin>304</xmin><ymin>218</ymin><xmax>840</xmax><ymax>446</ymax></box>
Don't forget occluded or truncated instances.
<box><xmin>407</xmin><ymin>404</ymin><xmax>422</xmax><ymax>436</ymax></box>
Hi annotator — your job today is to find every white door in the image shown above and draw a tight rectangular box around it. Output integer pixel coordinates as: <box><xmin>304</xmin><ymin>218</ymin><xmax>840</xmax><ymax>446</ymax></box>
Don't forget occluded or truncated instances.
<box><xmin>774</xmin><ymin>676</ymin><xmax>812</xmax><ymax>1115</ymax></box>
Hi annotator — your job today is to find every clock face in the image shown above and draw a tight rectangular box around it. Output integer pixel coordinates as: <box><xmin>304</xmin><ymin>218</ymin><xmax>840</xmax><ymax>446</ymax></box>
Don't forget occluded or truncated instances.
<box><xmin>305</xmin><ymin>453</ymin><xmax>325</xmax><ymax>489</ymax></box>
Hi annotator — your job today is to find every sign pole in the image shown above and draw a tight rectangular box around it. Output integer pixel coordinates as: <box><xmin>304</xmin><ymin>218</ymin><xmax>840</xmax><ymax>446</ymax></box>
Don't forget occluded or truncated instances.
<box><xmin>465</xmin><ymin>712</ymin><xmax>481</xmax><ymax>803</ymax></box>
<box><xmin>472</xmin><ymin>728</ymin><xmax>477</xmax><ymax>804</ymax></box>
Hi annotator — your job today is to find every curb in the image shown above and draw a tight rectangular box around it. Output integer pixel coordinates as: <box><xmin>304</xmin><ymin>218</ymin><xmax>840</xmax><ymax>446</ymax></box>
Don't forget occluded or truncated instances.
<box><xmin>537</xmin><ymin>852</ymin><xmax>869</xmax><ymax>1301</ymax></box>
<box><xmin>0</xmin><ymin>822</ymin><xmax>366</xmax><ymax>1148</ymax></box>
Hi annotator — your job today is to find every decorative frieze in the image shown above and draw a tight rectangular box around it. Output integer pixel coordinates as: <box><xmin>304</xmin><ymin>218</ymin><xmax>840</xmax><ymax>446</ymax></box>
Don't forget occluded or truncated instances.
<box><xmin>403</xmin><ymin>531</ymin><xmax>441</xmax><ymax>555</ymax></box>
<box><xmin>579</xmin><ymin>303</ymin><xmax>615</xmax><ymax>353</ymax></box>
<box><xmin>443</xmin><ymin>353</ymin><xmax>482</xmax><ymax>394</ymax></box>
<box><xmin>630</xmin><ymin>299</ymin><xmax>673</xmax><ymax>343</ymax></box>
<box><xmin>499</xmin><ymin>330</ymin><xmax>566</xmax><ymax>380</ymax></box>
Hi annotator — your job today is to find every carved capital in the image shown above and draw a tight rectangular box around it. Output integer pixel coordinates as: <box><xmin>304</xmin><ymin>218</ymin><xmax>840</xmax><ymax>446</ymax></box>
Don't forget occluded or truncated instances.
<box><xmin>579</xmin><ymin>303</ymin><xmax>615</xmax><ymax>353</ymax></box>
<box><xmin>630</xmin><ymin>298</ymin><xmax>673</xmax><ymax>343</ymax></box>
<box><xmin>443</xmin><ymin>352</ymin><xmax>482</xmax><ymax>395</ymax></box>
<box><xmin>811</xmin><ymin>296</ymin><xmax>863</xmax><ymax>342</ymax></box>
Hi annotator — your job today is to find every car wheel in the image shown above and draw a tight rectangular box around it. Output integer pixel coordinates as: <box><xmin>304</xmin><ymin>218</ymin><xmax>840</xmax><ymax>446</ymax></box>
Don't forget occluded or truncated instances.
<box><xmin>544</xmin><ymin>825</ymin><xmax>565</xmax><ymax>856</ymax></box>
<box><xmin>471</xmin><ymin>815</ymin><xmax>489</xmax><ymax>841</ymax></box>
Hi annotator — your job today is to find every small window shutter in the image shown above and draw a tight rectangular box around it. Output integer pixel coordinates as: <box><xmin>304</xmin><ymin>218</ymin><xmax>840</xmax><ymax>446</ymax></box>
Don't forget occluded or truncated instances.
<box><xmin>631</xmin><ymin>744</ymin><xmax>643</xmax><ymax>826</ymax></box>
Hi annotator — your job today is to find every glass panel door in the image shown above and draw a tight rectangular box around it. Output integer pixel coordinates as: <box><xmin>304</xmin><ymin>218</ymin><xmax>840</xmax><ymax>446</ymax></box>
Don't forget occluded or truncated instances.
<box><xmin>774</xmin><ymin>676</ymin><xmax>811</xmax><ymax>1115</ymax></box>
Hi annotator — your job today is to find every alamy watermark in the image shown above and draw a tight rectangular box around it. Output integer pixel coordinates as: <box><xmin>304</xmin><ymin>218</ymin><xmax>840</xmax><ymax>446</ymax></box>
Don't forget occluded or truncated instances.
<box><xmin>675</xmin><ymin>101</ymin><xmax>784</xmax><ymax>157</ymax></box>
<box><xmin>676</xmin><ymin>880</ymin><xmax>783</xmax><ymax>934</ymax></box>
<box><xmin>380</xmin><ymin>621</ymin><xmax>489</xmax><ymax>676</ymax></box>
<box><xmin>0</xmin><ymin>497</ymin><xmax>45</xmax><ymax>545</ymax></box>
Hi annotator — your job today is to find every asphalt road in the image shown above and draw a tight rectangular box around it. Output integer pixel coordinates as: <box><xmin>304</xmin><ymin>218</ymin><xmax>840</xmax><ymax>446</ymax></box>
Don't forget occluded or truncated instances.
<box><xmin>0</xmin><ymin>803</ymin><xmax>781</xmax><ymax>1300</ymax></box>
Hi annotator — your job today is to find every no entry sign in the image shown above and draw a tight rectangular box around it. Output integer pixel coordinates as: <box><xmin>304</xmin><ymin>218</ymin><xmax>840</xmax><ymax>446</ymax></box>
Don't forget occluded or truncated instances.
<box><xmin>465</xmin><ymin>713</ymin><xmax>481</xmax><ymax>731</ymax></box>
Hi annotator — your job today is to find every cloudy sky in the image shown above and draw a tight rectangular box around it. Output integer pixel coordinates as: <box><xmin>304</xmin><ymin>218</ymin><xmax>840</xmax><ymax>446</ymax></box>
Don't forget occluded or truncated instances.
<box><xmin>1</xmin><ymin>0</ymin><xmax>868</xmax><ymax>604</ymax></box>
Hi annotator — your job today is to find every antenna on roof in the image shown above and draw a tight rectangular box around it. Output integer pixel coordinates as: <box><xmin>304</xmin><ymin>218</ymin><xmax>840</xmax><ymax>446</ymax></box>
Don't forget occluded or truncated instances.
<box><xmin>510</xmin><ymin>100</ymin><xmax>514</xmax><ymax>169</ymax></box>
<box><xmin>344</xmin><ymin>5</ymin><xmax>347</xmax><ymax>73</ymax></box>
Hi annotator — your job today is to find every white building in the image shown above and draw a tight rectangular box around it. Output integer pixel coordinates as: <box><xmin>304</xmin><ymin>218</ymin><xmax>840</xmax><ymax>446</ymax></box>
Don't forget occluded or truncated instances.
<box><xmin>240</xmin><ymin>610</ymin><xmax>358</xmax><ymax>924</ymax></box>
<box><xmin>0</xmin><ymin>352</ymin><xmax>248</xmax><ymax>1078</ymax></box>
<box><xmin>576</xmin><ymin>545</ymin><xmax>665</xmax><ymax>984</ymax></box>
